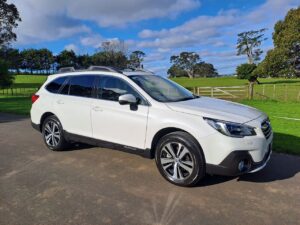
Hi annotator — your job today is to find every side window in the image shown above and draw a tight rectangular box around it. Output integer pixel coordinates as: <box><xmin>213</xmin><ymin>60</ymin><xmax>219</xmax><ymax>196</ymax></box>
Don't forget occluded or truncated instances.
<box><xmin>69</xmin><ymin>75</ymin><xmax>95</xmax><ymax>98</ymax></box>
<box><xmin>60</xmin><ymin>79</ymin><xmax>70</xmax><ymax>95</ymax></box>
<box><xmin>98</xmin><ymin>76</ymin><xmax>146</xmax><ymax>104</ymax></box>
<box><xmin>46</xmin><ymin>77</ymin><xmax>67</xmax><ymax>93</ymax></box>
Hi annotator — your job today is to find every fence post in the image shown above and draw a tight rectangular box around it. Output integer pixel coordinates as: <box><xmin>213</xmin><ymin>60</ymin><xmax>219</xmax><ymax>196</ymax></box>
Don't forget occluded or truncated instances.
<box><xmin>211</xmin><ymin>87</ymin><xmax>214</xmax><ymax>97</ymax></box>
<box><xmin>273</xmin><ymin>85</ymin><xmax>276</xmax><ymax>99</ymax></box>
<box><xmin>262</xmin><ymin>85</ymin><xmax>265</xmax><ymax>96</ymax></box>
<box><xmin>249</xmin><ymin>83</ymin><xmax>254</xmax><ymax>100</ymax></box>
<box><xmin>197</xmin><ymin>87</ymin><xmax>200</xmax><ymax>96</ymax></box>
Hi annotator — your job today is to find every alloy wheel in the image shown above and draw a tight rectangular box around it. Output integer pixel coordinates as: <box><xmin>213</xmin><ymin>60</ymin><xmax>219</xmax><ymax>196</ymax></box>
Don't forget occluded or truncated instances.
<box><xmin>44</xmin><ymin>120</ymin><xmax>61</xmax><ymax>147</ymax></box>
<box><xmin>160</xmin><ymin>142</ymin><xmax>194</xmax><ymax>181</ymax></box>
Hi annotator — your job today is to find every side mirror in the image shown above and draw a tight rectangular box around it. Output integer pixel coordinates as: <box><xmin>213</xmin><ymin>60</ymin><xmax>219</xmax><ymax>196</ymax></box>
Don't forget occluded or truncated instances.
<box><xmin>118</xmin><ymin>94</ymin><xmax>138</xmax><ymax>105</ymax></box>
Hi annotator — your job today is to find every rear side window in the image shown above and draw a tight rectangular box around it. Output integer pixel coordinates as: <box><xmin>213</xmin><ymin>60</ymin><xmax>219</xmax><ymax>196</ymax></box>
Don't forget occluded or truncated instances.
<box><xmin>69</xmin><ymin>75</ymin><xmax>95</xmax><ymax>98</ymax></box>
<box><xmin>46</xmin><ymin>77</ymin><xmax>67</xmax><ymax>93</ymax></box>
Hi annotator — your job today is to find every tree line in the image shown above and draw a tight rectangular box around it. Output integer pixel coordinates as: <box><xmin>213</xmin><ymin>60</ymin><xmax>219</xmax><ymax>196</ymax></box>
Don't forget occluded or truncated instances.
<box><xmin>0</xmin><ymin>47</ymin><xmax>146</xmax><ymax>75</ymax></box>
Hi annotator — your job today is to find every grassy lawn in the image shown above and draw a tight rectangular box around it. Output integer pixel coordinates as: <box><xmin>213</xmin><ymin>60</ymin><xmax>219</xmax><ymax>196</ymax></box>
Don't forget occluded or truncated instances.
<box><xmin>240</xmin><ymin>100</ymin><xmax>300</xmax><ymax>155</ymax></box>
<box><xmin>9</xmin><ymin>75</ymin><xmax>300</xmax><ymax>89</ymax></box>
<box><xmin>12</xmin><ymin>74</ymin><xmax>47</xmax><ymax>88</ymax></box>
<box><xmin>0</xmin><ymin>96</ymin><xmax>31</xmax><ymax>115</ymax></box>
<box><xmin>172</xmin><ymin>76</ymin><xmax>300</xmax><ymax>87</ymax></box>
<box><xmin>172</xmin><ymin>77</ymin><xmax>300</xmax><ymax>102</ymax></box>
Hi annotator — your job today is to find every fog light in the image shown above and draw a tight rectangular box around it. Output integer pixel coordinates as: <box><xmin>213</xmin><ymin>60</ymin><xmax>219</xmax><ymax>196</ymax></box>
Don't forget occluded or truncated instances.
<box><xmin>238</xmin><ymin>160</ymin><xmax>250</xmax><ymax>172</ymax></box>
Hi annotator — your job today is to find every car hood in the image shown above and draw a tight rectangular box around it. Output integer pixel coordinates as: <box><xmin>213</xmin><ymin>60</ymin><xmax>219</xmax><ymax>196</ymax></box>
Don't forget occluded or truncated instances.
<box><xmin>165</xmin><ymin>97</ymin><xmax>265</xmax><ymax>124</ymax></box>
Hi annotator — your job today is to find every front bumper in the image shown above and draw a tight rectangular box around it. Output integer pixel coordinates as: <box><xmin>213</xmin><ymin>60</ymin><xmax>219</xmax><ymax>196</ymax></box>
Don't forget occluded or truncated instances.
<box><xmin>206</xmin><ymin>143</ymin><xmax>272</xmax><ymax>176</ymax></box>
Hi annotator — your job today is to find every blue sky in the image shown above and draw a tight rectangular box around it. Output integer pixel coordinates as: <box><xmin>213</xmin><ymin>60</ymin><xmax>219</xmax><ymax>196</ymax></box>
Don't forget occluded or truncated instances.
<box><xmin>10</xmin><ymin>0</ymin><xmax>299</xmax><ymax>75</ymax></box>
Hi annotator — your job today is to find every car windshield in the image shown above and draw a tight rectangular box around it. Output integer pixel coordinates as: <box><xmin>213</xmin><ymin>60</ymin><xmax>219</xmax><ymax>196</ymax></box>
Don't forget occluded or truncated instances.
<box><xmin>129</xmin><ymin>75</ymin><xmax>197</xmax><ymax>102</ymax></box>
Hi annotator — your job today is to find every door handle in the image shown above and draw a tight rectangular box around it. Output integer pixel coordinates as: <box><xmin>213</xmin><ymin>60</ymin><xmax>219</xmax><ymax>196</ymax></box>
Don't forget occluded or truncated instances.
<box><xmin>56</xmin><ymin>100</ymin><xmax>64</xmax><ymax>105</ymax></box>
<box><xmin>92</xmin><ymin>106</ymin><xmax>103</xmax><ymax>112</ymax></box>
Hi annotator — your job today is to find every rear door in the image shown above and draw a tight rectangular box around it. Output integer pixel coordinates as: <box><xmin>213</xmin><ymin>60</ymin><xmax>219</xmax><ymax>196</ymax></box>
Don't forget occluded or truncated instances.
<box><xmin>53</xmin><ymin>75</ymin><xmax>96</xmax><ymax>137</ymax></box>
<box><xmin>91</xmin><ymin>76</ymin><xmax>149</xmax><ymax>149</ymax></box>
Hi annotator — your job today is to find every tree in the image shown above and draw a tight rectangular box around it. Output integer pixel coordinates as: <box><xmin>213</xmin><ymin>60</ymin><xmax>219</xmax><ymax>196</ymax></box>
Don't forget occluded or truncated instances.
<box><xmin>77</xmin><ymin>54</ymin><xmax>92</xmax><ymax>69</ymax></box>
<box><xmin>0</xmin><ymin>59</ymin><xmax>14</xmax><ymax>88</ymax></box>
<box><xmin>20</xmin><ymin>49</ymin><xmax>38</xmax><ymax>74</ymax></box>
<box><xmin>128</xmin><ymin>50</ymin><xmax>145</xmax><ymax>69</ymax></box>
<box><xmin>252</xmin><ymin>48</ymin><xmax>290</xmax><ymax>78</ymax></box>
<box><xmin>273</xmin><ymin>8</ymin><xmax>300</xmax><ymax>50</ymax></box>
<box><xmin>193</xmin><ymin>62</ymin><xmax>218</xmax><ymax>77</ymax></box>
<box><xmin>167</xmin><ymin>65</ymin><xmax>188</xmax><ymax>78</ymax></box>
<box><xmin>170</xmin><ymin>52</ymin><xmax>201</xmax><ymax>78</ymax></box>
<box><xmin>92</xmin><ymin>51</ymin><xmax>127</xmax><ymax>69</ymax></box>
<box><xmin>236</xmin><ymin>28</ymin><xmax>267</xmax><ymax>64</ymax></box>
<box><xmin>56</xmin><ymin>50</ymin><xmax>77</xmax><ymax>69</ymax></box>
<box><xmin>236</xmin><ymin>63</ymin><xmax>257</xmax><ymax>79</ymax></box>
<box><xmin>0</xmin><ymin>47</ymin><xmax>21</xmax><ymax>73</ymax></box>
<box><xmin>0</xmin><ymin>0</ymin><xmax>21</xmax><ymax>47</ymax></box>
<box><xmin>254</xmin><ymin>7</ymin><xmax>300</xmax><ymax>77</ymax></box>
<box><xmin>38</xmin><ymin>49</ymin><xmax>54</xmax><ymax>74</ymax></box>
<box><xmin>100</xmin><ymin>39</ymin><xmax>128</xmax><ymax>55</ymax></box>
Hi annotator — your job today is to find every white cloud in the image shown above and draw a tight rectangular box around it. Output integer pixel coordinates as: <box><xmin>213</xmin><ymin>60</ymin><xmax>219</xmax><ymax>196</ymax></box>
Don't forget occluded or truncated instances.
<box><xmin>66</xmin><ymin>0</ymin><xmax>200</xmax><ymax>27</ymax></box>
<box><xmin>11</xmin><ymin>0</ymin><xmax>91</xmax><ymax>44</ymax></box>
<box><xmin>80</xmin><ymin>35</ymin><xmax>103</xmax><ymax>48</ymax></box>
<box><xmin>64</xmin><ymin>43</ymin><xmax>79</xmax><ymax>53</ymax></box>
<box><xmin>135</xmin><ymin>0</ymin><xmax>299</xmax><ymax>74</ymax></box>
<box><xmin>138</xmin><ymin>0</ymin><xmax>299</xmax><ymax>50</ymax></box>
<box><xmin>11</xmin><ymin>0</ymin><xmax>200</xmax><ymax>44</ymax></box>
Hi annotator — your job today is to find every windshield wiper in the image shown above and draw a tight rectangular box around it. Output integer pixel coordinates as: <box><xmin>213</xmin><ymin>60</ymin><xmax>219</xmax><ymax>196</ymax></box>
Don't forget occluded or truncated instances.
<box><xmin>173</xmin><ymin>96</ymin><xmax>196</xmax><ymax>102</ymax></box>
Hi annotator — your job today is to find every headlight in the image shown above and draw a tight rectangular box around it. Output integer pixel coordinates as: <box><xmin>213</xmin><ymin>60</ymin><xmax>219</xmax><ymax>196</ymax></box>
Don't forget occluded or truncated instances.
<box><xmin>204</xmin><ymin>117</ymin><xmax>256</xmax><ymax>138</ymax></box>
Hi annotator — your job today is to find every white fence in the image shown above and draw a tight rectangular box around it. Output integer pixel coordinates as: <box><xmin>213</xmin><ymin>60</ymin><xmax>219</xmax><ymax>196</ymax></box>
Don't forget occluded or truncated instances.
<box><xmin>191</xmin><ymin>86</ymin><xmax>248</xmax><ymax>100</ymax></box>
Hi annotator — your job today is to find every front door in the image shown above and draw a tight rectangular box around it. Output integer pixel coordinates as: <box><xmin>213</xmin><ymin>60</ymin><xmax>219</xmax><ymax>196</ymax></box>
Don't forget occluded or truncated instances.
<box><xmin>91</xmin><ymin>76</ymin><xmax>149</xmax><ymax>149</ymax></box>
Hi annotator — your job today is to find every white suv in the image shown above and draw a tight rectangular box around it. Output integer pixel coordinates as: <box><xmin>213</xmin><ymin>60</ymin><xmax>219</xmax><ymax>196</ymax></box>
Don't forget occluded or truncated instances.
<box><xmin>31</xmin><ymin>67</ymin><xmax>273</xmax><ymax>186</ymax></box>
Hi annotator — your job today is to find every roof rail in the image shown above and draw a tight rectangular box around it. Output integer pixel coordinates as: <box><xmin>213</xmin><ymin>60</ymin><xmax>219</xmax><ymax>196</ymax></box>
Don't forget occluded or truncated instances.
<box><xmin>122</xmin><ymin>68</ymin><xmax>154</xmax><ymax>76</ymax></box>
<box><xmin>58</xmin><ymin>67</ymin><xmax>76</xmax><ymax>73</ymax></box>
<box><xmin>88</xmin><ymin>66</ymin><xmax>121</xmax><ymax>73</ymax></box>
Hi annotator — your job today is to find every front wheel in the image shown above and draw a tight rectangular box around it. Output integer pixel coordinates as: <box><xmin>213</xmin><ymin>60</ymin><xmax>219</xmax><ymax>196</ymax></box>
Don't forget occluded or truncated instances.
<box><xmin>42</xmin><ymin>115</ymin><xmax>69</xmax><ymax>151</ymax></box>
<box><xmin>155</xmin><ymin>131</ymin><xmax>205</xmax><ymax>187</ymax></box>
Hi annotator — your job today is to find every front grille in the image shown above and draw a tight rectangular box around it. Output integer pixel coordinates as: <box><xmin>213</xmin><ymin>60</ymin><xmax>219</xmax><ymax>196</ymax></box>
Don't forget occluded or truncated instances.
<box><xmin>261</xmin><ymin>119</ymin><xmax>272</xmax><ymax>139</ymax></box>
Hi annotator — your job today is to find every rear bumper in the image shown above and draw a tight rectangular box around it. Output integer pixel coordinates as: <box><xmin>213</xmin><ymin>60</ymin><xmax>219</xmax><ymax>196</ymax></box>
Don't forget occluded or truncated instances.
<box><xmin>31</xmin><ymin>122</ymin><xmax>40</xmax><ymax>132</ymax></box>
<box><xmin>206</xmin><ymin>143</ymin><xmax>272</xmax><ymax>176</ymax></box>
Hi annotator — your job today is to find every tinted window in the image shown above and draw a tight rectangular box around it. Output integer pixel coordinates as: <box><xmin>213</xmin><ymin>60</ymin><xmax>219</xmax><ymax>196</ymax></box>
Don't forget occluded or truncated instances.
<box><xmin>46</xmin><ymin>77</ymin><xmax>67</xmax><ymax>93</ymax></box>
<box><xmin>98</xmin><ymin>76</ymin><xmax>145</xmax><ymax>104</ymax></box>
<box><xmin>69</xmin><ymin>75</ymin><xmax>95</xmax><ymax>98</ymax></box>
<box><xmin>60</xmin><ymin>80</ymin><xmax>70</xmax><ymax>95</ymax></box>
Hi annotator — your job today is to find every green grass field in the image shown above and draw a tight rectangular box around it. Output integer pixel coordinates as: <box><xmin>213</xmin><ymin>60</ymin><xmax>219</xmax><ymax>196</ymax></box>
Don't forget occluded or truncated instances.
<box><xmin>0</xmin><ymin>75</ymin><xmax>299</xmax><ymax>155</ymax></box>
<box><xmin>0</xmin><ymin>96</ymin><xmax>31</xmax><ymax>115</ymax></box>
<box><xmin>12</xmin><ymin>74</ymin><xmax>47</xmax><ymax>88</ymax></box>
<box><xmin>11</xmin><ymin>75</ymin><xmax>300</xmax><ymax>88</ymax></box>
<box><xmin>240</xmin><ymin>100</ymin><xmax>300</xmax><ymax>155</ymax></box>
<box><xmin>172</xmin><ymin>76</ymin><xmax>300</xmax><ymax>87</ymax></box>
<box><xmin>172</xmin><ymin>77</ymin><xmax>300</xmax><ymax>102</ymax></box>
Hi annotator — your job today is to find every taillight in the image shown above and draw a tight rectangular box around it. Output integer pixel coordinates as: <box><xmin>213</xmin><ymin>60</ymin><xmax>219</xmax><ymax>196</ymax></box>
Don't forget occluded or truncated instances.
<box><xmin>31</xmin><ymin>94</ymin><xmax>39</xmax><ymax>104</ymax></box>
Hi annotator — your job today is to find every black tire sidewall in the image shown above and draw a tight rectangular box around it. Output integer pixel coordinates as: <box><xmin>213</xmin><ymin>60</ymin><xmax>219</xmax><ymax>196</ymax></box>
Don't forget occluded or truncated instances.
<box><xmin>155</xmin><ymin>132</ymin><xmax>205</xmax><ymax>187</ymax></box>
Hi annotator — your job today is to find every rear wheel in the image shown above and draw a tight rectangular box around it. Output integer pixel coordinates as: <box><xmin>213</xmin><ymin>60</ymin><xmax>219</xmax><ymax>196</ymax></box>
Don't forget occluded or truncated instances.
<box><xmin>42</xmin><ymin>115</ymin><xmax>68</xmax><ymax>151</ymax></box>
<box><xmin>155</xmin><ymin>131</ymin><xmax>205</xmax><ymax>187</ymax></box>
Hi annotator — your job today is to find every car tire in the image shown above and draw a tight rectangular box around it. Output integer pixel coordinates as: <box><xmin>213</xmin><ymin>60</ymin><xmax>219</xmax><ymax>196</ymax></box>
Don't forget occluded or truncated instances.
<box><xmin>42</xmin><ymin>115</ymin><xmax>69</xmax><ymax>151</ymax></box>
<box><xmin>155</xmin><ymin>131</ymin><xmax>205</xmax><ymax>187</ymax></box>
